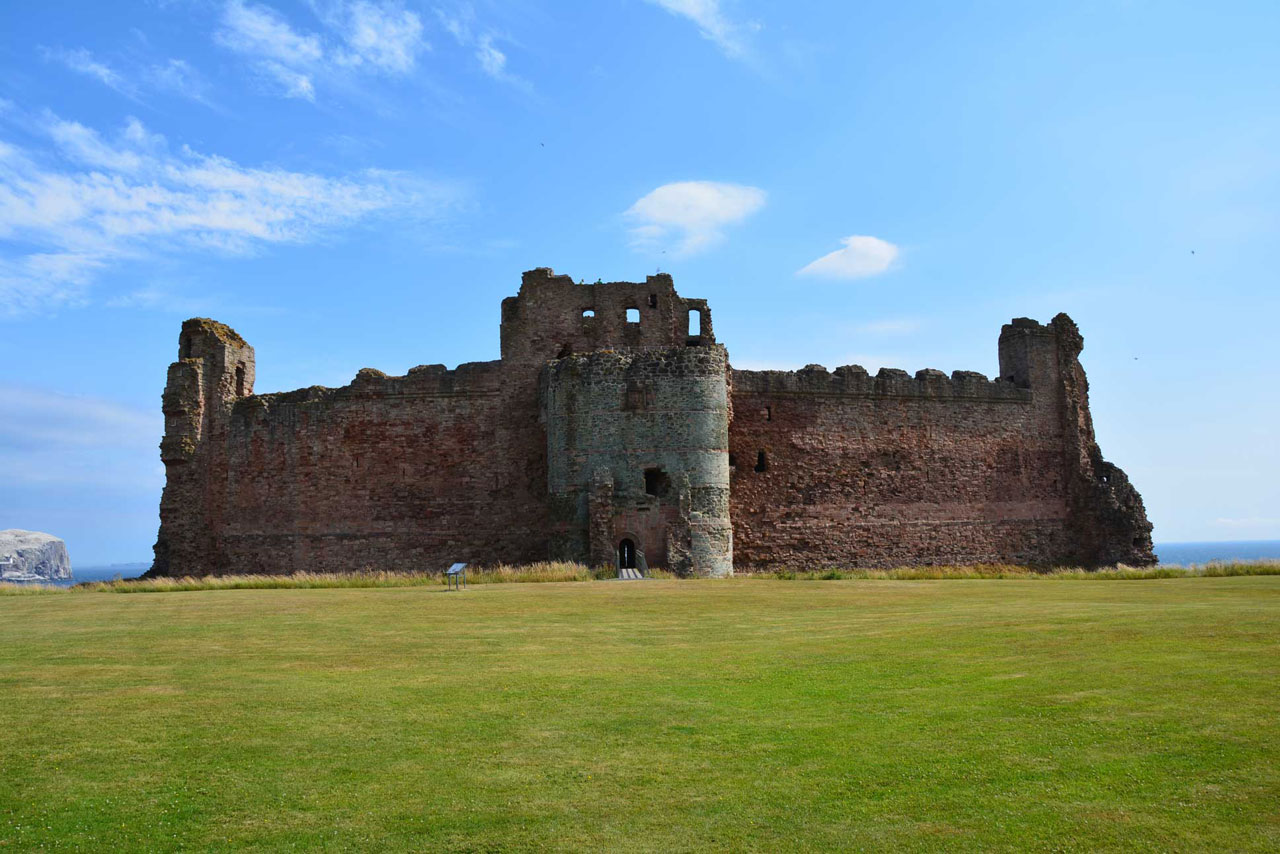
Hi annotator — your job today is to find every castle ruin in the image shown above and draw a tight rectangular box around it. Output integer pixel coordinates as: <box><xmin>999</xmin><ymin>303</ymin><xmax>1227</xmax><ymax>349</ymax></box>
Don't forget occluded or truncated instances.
<box><xmin>150</xmin><ymin>268</ymin><xmax>1154</xmax><ymax>577</ymax></box>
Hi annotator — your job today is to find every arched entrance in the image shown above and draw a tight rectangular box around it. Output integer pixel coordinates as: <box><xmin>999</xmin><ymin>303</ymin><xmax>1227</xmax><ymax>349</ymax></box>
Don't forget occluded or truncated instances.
<box><xmin>618</xmin><ymin>538</ymin><xmax>637</xmax><ymax>570</ymax></box>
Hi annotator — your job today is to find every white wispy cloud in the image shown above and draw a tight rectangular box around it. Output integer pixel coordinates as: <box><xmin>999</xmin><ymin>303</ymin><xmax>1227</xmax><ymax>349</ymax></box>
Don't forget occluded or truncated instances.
<box><xmin>215</xmin><ymin>0</ymin><xmax>427</xmax><ymax>101</ymax></box>
<box><xmin>625</xmin><ymin>180</ymin><xmax>765</xmax><ymax>255</ymax></box>
<box><xmin>332</xmin><ymin>0</ymin><xmax>426</xmax><ymax>73</ymax></box>
<box><xmin>434</xmin><ymin>7</ymin><xmax>529</xmax><ymax>90</ymax></box>
<box><xmin>0</xmin><ymin>110</ymin><xmax>458</xmax><ymax>314</ymax></box>
<box><xmin>41</xmin><ymin>47</ymin><xmax>138</xmax><ymax>99</ymax></box>
<box><xmin>44</xmin><ymin>47</ymin><xmax>217</xmax><ymax>107</ymax></box>
<box><xmin>796</xmin><ymin>235</ymin><xmax>900</xmax><ymax>280</ymax></box>
<box><xmin>216</xmin><ymin>0</ymin><xmax>324</xmax><ymax>99</ymax></box>
<box><xmin>217</xmin><ymin>0</ymin><xmax>324</xmax><ymax>65</ymax></box>
<box><xmin>145</xmin><ymin>59</ymin><xmax>216</xmax><ymax>105</ymax></box>
<box><xmin>644</xmin><ymin>0</ymin><xmax>756</xmax><ymax>60</ymax></box>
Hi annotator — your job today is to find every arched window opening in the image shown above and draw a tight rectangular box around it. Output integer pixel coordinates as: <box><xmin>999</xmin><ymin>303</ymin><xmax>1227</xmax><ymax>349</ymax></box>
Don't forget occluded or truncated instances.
<box><xmin>582</xmin><ymin>308</ymin><xmax>595</xmax><ymax>319</ymax></box>
<box><xmin>235</xmin><ymin>365</ymin><xmax>245</xmax><ymax>397</ymax></box>
<box><xmin>755</xmin><ymin>450</ymin><xmax>768</xmax><ymax>473</ymax></box>
<box><xmin>688</xmin><ymin>309</ymin><xmax>701</xmax><ymax>336</ymax></box>
<box><xmin>618</xmin><ymin>538</ymin><xmax>636</xmax><ymax>570</ymax></box>
<box><xmin>626</xmin><ymin>307</ymin><xmax>640</xmax><ymax>324</ymax></box>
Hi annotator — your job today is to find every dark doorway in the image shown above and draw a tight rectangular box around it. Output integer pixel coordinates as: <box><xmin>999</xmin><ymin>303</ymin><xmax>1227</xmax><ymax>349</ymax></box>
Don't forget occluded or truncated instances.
<box><xmin>618</xmin><ymin>538</ymin><xmax>636</xmax><ymax>569</ymax></box>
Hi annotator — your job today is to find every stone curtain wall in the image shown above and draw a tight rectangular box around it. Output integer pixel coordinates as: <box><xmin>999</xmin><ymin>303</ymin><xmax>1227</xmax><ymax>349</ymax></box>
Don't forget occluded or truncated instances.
<box><xmin>729</xmin><ymin>316</ymin><xmax>1154</xmax><ymax>569</ymax></box>
<box><xmin>154</xmin><ymin>356</ymin><xmax>550</xmax><ymax>576</ymax></box>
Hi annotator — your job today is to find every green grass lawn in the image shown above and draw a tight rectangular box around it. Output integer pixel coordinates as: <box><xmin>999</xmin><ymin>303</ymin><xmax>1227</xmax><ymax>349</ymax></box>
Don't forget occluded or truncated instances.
<box><xmin>2</xmin><ymin>578</ymin><xmax>1277</xmax><ymax>851</ymax></box>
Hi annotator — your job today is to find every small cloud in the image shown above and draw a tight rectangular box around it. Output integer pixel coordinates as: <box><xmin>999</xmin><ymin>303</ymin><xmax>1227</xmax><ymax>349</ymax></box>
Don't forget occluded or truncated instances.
<box><xmin>475</xmin><ymin>35</ymin><xmax>506</xmax><ymax>78</ymax></box>
<box><xmin>41</xmin><ymin>47</ymin><xmax>138</xmax><ymax>99</ymax></box>
<box><xmin>216</xmin><ymin>0</ymin><xmax>324</xmax><ymax>65</ymax></box>
<box><xmin>215</xmin><ymin>0</ymin><xmax>428</xmax><ymax>101</ymax></box>
<box><xmin>216</xmin><ymin>0</ymin><xmax>323</xmax><ymax>99</ymax></box>
<box><xmin>334</xmin><ymin>0</ymin><xmax>426</xmax><ymax>73</ymax></box>
<box><xmin>43</xmin><ymin>48</ymin><xmax>218</xmax><ymax>107</ymax></box>
<box><xmin>259</xmin><ymin>60</ymin><xmax>317</xmax><ymax>100</ymax></box>
<box><xmin>796</xmin><ymin>235</ymin><xmax>900</xmax><ymax>280</ymax></box>
<box><xmin>625</xmin><ymin>180</ymin><xmax>766</xmax><ymax>255</ymax></box>
<box><xmin>434</xmin><ymin>7</ymin><xmax>529</xmax><ymax>90</ymax></box>
<box><xmin>644</xmin><ymin>0</ymin><xmax>754</xmax><ymax>60</ymax></box>
<box><xmin>45</xmin><ymin>114</ymin><xmax>155</xmax><ymax>172</ymax></box>
<box><xmin>145</xmin><ymin>59</ymin><xmax>215</xmax><ymax>105</ymax></box>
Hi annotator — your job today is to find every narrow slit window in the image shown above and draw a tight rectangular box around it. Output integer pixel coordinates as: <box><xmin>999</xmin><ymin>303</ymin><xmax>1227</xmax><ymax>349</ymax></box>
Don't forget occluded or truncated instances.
<box><xmin>648</xmin><ymin>293</ymin><xmax>658</xmax><ymax>308</ymax></box>
<box><xmin>765</xmin><ymin>406</ymin><xmax>772</xmax><ymax>421</ymax></box>
<box><xmin>235</xmin><ymin>365</ymin><xmax>245</xmax><ymax>397</ymax></box>
<box><xmin>755</xmin><ymin>450</ymin><xmax>768</xmax><ymax>473</ymax></box>
<box><xmin>626</xmin><ymin>307</ymin><xmax>640</xmax><ymax>324</ymax></box>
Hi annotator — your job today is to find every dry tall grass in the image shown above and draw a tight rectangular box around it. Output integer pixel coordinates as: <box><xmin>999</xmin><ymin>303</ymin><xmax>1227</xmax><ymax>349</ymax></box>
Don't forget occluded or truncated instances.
<box><xmin>1</xmin><ymin>559</ymin><xmax>1274</xmax><ymax>596</ymax></box>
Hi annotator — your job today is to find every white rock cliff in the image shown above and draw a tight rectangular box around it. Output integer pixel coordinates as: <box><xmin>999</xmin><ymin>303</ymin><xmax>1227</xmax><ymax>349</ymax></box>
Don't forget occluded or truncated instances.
<box><xmin>0</xmin><ymin>530</ymin><xmax>72</xmax><ymax>582</ymax></box>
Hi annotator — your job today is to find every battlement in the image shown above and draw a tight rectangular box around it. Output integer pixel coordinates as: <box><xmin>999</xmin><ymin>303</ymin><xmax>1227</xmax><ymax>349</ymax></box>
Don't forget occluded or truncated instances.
<box><xmin>732</xmin><ymin>364</ymin><xmax>1031</xmax><ymax>403</ymax></box>
<box><xmin>240</xmin><ymin>360</ymin><xmax>504</xmax><ymax>412</ymax></box>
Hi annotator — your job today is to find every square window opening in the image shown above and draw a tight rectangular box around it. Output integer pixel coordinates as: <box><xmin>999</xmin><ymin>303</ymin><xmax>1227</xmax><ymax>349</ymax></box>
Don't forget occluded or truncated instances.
<box><xmin>644</xmin><ymin>467</ymin><xmax>671</xmax><ymax>497</ymax></box>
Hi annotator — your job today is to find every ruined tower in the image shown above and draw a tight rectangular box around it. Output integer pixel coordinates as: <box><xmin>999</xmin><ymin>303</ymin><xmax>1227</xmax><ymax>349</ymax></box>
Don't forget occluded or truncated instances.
<box><xmin>153</xmin><ymin>319</ymin><xmax>254</xmax><ymax>576</ymax></box>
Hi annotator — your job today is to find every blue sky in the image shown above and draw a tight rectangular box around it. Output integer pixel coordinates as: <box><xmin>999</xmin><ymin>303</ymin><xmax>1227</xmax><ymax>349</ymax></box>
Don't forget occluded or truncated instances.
<box><xmin>1</xmin><ymin>0</ymin><xmax>1277</xmax><ymax>564</ymax></box>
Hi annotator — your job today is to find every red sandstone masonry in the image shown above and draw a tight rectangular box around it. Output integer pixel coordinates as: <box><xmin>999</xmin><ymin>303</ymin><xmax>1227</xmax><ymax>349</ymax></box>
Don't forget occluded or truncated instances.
<box><xmin>150</xmin><ymin>271</ymin><xmax>1153</xmax><ymax>577</ymax></box>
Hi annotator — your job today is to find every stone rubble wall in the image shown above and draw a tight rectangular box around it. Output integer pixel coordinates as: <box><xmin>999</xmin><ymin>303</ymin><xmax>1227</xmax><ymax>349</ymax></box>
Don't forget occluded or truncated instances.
<box><xmin>728</xmin><ymin>314</ymin><xmax>1153</xmax><ymax>569</ymax></box>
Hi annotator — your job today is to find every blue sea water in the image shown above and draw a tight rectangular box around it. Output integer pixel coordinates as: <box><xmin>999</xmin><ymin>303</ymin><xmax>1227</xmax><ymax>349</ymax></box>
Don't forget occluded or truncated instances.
<box><xmin>14</xmin><ymin>563</ymin><xmax>152</xmax><ymax>588</ymax></box>
<box><xmin>1154</xmin><ymin>541</ymin><xmax>1280</xmax><ymax>566</ymax></box>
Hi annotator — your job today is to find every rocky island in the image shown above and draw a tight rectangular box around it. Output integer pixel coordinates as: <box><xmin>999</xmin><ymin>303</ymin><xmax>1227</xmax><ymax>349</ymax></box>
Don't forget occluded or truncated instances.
<box><xmin>0</xmin><ymin>530</ymin><xmax>72</xmax><ymax>582</ymax></box>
